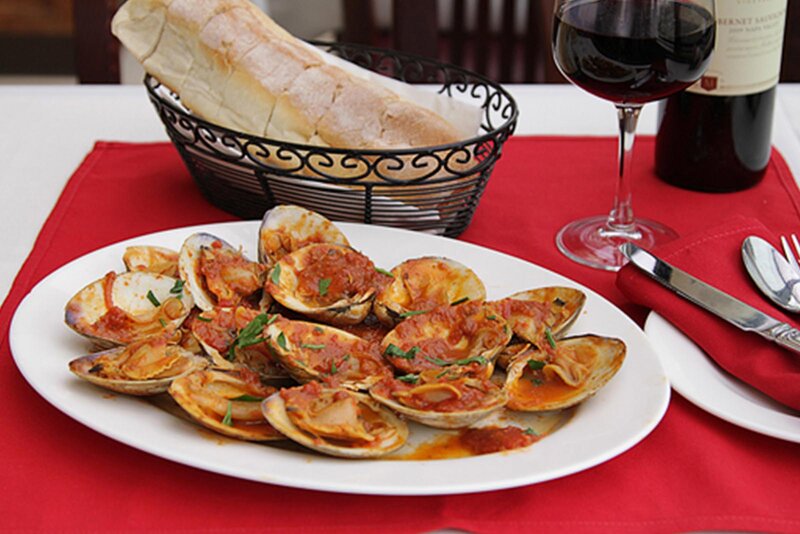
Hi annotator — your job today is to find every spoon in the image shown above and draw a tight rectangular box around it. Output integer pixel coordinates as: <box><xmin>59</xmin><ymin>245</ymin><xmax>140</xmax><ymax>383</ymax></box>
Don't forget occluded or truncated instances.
<box><xmin>742</xmin><ymin>236</ymin><xmax>800</xmax><ymax>313</ymax></box>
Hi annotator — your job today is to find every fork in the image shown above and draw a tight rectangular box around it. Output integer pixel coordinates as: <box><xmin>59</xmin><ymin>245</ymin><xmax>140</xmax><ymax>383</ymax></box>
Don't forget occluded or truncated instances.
<box><xmin>780</xmin><ymin>234</ymin><xmax>800</xmax><ymax>273</ymax></box>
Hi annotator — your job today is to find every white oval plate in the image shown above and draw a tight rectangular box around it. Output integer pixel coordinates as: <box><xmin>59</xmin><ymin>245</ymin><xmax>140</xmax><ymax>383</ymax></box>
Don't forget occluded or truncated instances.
<box><xmin>10</xmin><ymin>221</ymin><xmax>669</xmax><ymax>495</ymax></box>
<box><xmin>646</xmin><ymin>312</ymin><xmax>800</xmax><ymax>443</ymax></box>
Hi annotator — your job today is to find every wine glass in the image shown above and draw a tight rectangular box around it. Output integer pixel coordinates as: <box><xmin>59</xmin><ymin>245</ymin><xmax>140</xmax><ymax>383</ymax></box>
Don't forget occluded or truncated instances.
<box><xmin>552</xmin><ymin>0</ymin><xmax>715</xmax><ymax>270</ymax></box>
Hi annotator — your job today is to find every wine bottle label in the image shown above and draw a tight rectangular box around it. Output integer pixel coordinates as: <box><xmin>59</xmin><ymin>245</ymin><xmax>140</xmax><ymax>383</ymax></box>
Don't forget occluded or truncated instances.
<box><xmin>688</xmin><ymin>0</ymin><xmax>787</xmax><ymax>96</ymax></box>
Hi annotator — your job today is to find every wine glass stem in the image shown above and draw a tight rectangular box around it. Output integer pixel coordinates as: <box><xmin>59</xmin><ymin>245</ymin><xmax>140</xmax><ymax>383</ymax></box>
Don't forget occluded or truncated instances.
<box><xmin>605</xmin><ymin>104</ymin><xmax>643</xmax><ymax>239</ymax></box>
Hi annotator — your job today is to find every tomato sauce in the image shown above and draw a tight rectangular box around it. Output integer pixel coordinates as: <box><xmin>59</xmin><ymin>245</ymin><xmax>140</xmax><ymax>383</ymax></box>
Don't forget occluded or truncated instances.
<box><xmin>397</xmin><ymin>426</ymin><xmax>539</xmax><ymax>459</ymax></box>
<box><xmin>384</xmin><ymin>301</ymin><xmax>508</xmax><ymax>372</ymax></box>
<box><xmin>293</xmin><ymin>245</ymin><xmax>377</xmax><ymax>306</ymax></box>
<box><xmin>199</xmin><ymin>244</ymin><xmax>265</xmax><ymax>307</ymax></box>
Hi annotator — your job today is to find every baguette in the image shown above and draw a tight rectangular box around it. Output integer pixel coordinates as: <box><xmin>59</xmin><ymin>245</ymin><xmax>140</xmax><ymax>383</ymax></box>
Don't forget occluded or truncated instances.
<box><xmin>112</xmin><ymin>0</ymin><xmax>468</xmax><ymax>151</ymax></box>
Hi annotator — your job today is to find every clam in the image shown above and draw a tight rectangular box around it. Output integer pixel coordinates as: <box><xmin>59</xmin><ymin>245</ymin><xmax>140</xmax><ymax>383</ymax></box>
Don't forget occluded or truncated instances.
<box><xmin>65</xmin><ymin>271</ymin><xmax>194</xmax><ymax>349</ymax></box>
<box><xmin>178</xmin><ymin>232</ymin><xmax>267</xmax><ymax>312</ymax></box>
<box><xmin>123</xmin><ymin>245</ymin><xmax>180</xmax><ymax>277</ymax></box>
<box><xmin>262</xmin><ymin>381</ymin><xmax>408</xmax><ymax>458</ymax></box>
<box><xmin>265</xmin><ymin>317</ymin><xmax>392</xmax><ymax>389</ymax></box>
<box><xmin>189</xmin><ymin>307</ymin><xmax>291</xmax><ymax>383</ymax></box>
<box><xmin>68</xmin><ymin>332</ymin><xmax>207</xmax><ymax>396</ymax></box>
<box><xmin>373</xmin><ymin>257</ymin><xmax>486</xmax><ymax>327</ymax></box>
<box><xmin>380</xmin><ymin>300</ymin><xmax>512</xmax><ymax>375</ymax></box>
<box><xmin>264</xmin><ymin>243</ymin><xmax>378</xmax><ymax>325</ymax></box>
<box><xmin>169</xmin><ymin>368</ymin><xmax>284</xmax><ymax>441</ymax></box>
<box><xmin>369</xmin><ymin>367</ymin><xmax>508</xmax><ymax>429</ymax></box>
<box><xmin>504</xmin><ymin>334</ymin><xmax>626</xmax><ymax>412</ymax></box>
<box><xmin>486</xmin><ymin>287</ymin><xmax>585</xmax><ymax>347</ymax></box>
<box><xmin>258</xmin><ymin>204</ymin><xmax>350</xmax><ymax>266</ymax></box>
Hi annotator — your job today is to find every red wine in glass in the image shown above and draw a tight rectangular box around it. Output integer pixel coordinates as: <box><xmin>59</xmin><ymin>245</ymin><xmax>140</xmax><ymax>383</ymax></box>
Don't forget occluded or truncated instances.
<box><xmin>552</xmin><ymin>0</ymin><xmax>715</xmax><ymax>270</ymax></box>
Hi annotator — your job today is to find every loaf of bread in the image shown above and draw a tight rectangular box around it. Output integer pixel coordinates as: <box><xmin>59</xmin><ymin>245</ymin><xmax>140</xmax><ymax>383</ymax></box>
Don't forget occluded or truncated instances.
<box><xmin>112</xmin><ymin>0</ymin><xmax>472</xmax><ymax>150</ymax></box>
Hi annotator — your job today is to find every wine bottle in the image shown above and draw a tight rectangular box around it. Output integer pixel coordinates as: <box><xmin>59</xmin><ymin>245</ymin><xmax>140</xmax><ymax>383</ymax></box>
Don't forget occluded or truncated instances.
<box><xmin>655</xmin><ymin>0</ymin><xmax>787</xmax><ymax>192</ymax></box>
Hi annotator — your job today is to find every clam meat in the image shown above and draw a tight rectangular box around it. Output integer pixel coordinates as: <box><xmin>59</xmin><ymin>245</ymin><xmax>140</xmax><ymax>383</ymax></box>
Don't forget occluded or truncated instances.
<box><xmin>265</xmin><ymin>317</ymin><xmax>391</xmax><ymax>389</ymax></box>
<box><xmin>486</xmin><ymin>287</ymin><xmax>585</xmax><ymax>347</ymax></box>
<box><xmin>262</xmin><ymin>381</ymin><xmax>408</xmax><ymax>458</ymax></box>
<box><xmin>380</xmin><ymin>300</ymin><xmax>511</xmax><ymax>374</ymax></box>
<box><xmin>505</xmin><ymin>334</ymin><xmax>626</xmax><ymax>412</ymax></box>
<box><xmin>123</xmin><ymin>245</ymin><xmax>180</xmax><ymax>277</ymax></box>
<box><xmin>265</xmin><ymin>243</ymin><xmax>379</xmax><ymax>325</ymax></box>
<box><xmin>189</xmin><ymin>307</ymin><xmax>291</xmax><ymax>383</ymax></box>
<box><xmin>258</xmin><ymin>204</ymin><xmax>350</xmax><ymax>266</ymax></box>
<box><xmin>68</xmin><ymin>332</ymin><xmax>207</xmax><ymax>396</ymax></box>
<box><xmin>65</xmin><ymin>271</ymin><xmax>194</xmax><ymax>348</ymax></box>
<box><xmin>178</xmin><ymin>233</ymin><xmax>267</xmax><ymax>311</ymax></box>
<box><xmin>369</xmin><ymin>367</ymin><xmax>508</xmax><ymax>429</ymax></box>
<box><xmin>373</xmin><ymin>256</ymin><xmax>486</xmax><ymax>327</ymax></box>
<box><xmin>169</xmin><ymin>367</ymin><xmax>284</xmax><ymax>441</ymax></box>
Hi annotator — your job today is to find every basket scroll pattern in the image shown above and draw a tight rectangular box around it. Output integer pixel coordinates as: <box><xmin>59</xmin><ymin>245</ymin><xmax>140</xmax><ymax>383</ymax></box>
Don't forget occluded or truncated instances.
<box><xmin>145</xmin><ymin>41</ymin><xmax>518</xmax><ymax>237</ymax></box>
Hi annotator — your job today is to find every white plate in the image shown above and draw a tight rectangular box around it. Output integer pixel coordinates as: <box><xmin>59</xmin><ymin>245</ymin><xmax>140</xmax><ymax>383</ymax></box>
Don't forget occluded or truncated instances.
<box><xmin>646</xmin><ymin>312</ymin><xmax>800</xmax><ymax>443</ymax></box>
<box><xmin>10</xmin><ymin>221</ymin><xmax>669</xmax><ymax>495</ymax></box>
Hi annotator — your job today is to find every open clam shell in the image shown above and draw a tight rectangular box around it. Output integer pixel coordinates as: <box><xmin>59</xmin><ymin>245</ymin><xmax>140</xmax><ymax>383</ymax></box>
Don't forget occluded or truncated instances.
<box><xmin>258</xmin><ymin>204</ymin><xmax>350</xmax><ymax>266</ymax></box>
<box><xmin>369</xmin><ymin>368</ymin><xmax>508</xmax><ymax>429</ymax></box>
<box><xmin>65</xmin><ymin>271</ymin><xmax>194</xmax><ymax>349</ymax></box>
<box><xmin>189</xmin><ymin>307</ymin><xmax>292</xmax><ymax>383</ymax></box>
<box><xmin>486</xmin><ymin>287</ymin><xmax>585</xmax><ymax>347</ymax></box>
<box><xmin>380</xmin><ymin>300</ymin><xmax>511</xmax><ymax>375</ymax></box>
<box><xmin>68</xmin><ymin>334</ymin><xmax>207</xmax><ymax>396</ymax></box>
<box><xmin>373</xmin><ymin>256</ymin><xmax>486</xmax><ymax>327</ymax></box>
<box><xmin>264</xmin><ymin>243</ymin><xmax>377</xmax><ymax>325</ymax></box>
<box><xmin>262</xmin><ymin>381</ymin><xmax>408</xmax><ymax>458</ymax></box>
<box><xmin>123</xmin><ymin>245</ymin><xmax>180</xmax><ymax>277</ymax></box>
<box><xmin>505</xmin><ymin>334</ymin><xmax>626</xmax><ymax>412</ymax></box>
<box><xmin>265</xmin><ymin>317</ymin><xmax>391</xmax><ymax>389</ymax></box>
<box><xmin>178</xmin><ymin>232</ymin><xmax>267</xmax><ymax>312</ymax></box>
<box><xmin>169</xmin><ymin>368</ymin><xmax>284</xmax><ymax>441</ymax></box>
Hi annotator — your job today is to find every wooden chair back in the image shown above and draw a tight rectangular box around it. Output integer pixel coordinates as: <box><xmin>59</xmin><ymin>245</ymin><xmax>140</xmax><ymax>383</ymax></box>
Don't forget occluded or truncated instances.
<box><xmin>342</xmin><ymin>0</ymin><xmax>563</xmax><ymax>83</ymax></box>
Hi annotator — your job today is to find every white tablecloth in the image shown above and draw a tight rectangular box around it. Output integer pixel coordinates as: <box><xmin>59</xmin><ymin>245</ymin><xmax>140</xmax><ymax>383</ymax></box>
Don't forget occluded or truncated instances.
<box><xmin>2</xmin><ymin>84</ymin><xmax>800</xmax><ymax>304</ymax></box>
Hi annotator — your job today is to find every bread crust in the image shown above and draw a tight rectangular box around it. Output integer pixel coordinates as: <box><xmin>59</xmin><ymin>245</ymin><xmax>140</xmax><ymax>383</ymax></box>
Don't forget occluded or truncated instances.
<box><xmin>113</xmin><ymin>0</ymin><xmax>465</xmax><ymax>150</ymax></box>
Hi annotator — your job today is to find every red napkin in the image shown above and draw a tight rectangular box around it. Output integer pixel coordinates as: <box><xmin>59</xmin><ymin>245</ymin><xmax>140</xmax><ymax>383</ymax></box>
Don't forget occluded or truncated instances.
<box><xmin>3</xmin><ymin>139</ymin><xmax>800</xmax><ymax>533</ymax></box>
<box><xmin>616</xmin><ymin>216</ymin><xmax>800</xmax><ymax>410</ymax></box>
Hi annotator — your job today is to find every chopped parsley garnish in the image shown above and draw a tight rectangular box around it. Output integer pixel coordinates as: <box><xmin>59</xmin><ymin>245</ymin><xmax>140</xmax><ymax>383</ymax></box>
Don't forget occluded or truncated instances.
<box><xmin>399</xmin><ymin>309</ymin><xmax>428</xmax><ymax>318</ymax></box>
<box><xmin>231</xmin><ymin>394</ymin><xmax>265</xmax><ymax>402</ymax></box>
<box><xmin>270</xmin><ymin>263</ymin><xmax>281</xmax><ymax>284</ymax></box>
<box><xmin>527</xmin><ymin>359</ymin><xmax>546</xmax><ymax>371</ymax></box>
<box><xmin>486</xmin><ymin>314</ymin><xmax>497</xmax><ymax>321</ymax></box>
<box><xmin>342</xmin><ymin>354</ymin><xmax>351</xmax><ymax>361</ymax></box>
<box><xmin>313</xmin><ymin>326</ymin><xmax>324</xmax><ymax>333</ymax></box>
<box><xmin>397</xmin><ymin>374</ymin><xmax>419</xmax><ymax>384</ymax></box>
<box><xmin>330</xmin><ymin>362</ymin><xmax>338</xmax><ymax>375</ymax></box>
<box><xmin>221</xmin><ymin>402</ymin><xmax>233</xmax><ymax>426</ymax></box>
<box><xmin>318</xmin><ymin>278</ymin><xmax>331</xmax><ymax>296</ymax></box>
<box><xmin>450</xmin><ymin>296</ymin><xmax>469</xmax><ymax>306</ymax></box>
<box><xmin>158</xmin><ymin>318</ymin><xmax>167</xmax><ymax>328</ymax></box>
<box><xmin>384</xmin><ymin>344</ymin><xmax>419</xmax><ymax>360</ymax></box>
<box><xmin>435</xmin><ymin>369</ymin><xmax>451</xmax><ymax>379</ymax></box>
<box><xmin>530</xmin><ymin>377</ymin><xmax>544</xmax><ymax>386</ymax></box>
<box><xmin>276</xmin><ymin>332</ymin><xmax>288</xmax><ymax>350</ymax></box>
<box><xmin>544</xmin><ymin>327</ymin><xmax>557</xmax><ymax>349</ymax></box>
<box><xmin>196</xmin><ymin>315</ymin><xmax>212</xmax><ymax>323</ymax></box>
<box><xmin>375</xmin><ymin>267</ymin><xmax>394</xmax><ymax>277</ymax></box>
<box><xmin>425</xmin><ymin>355</ymin><xmax>488</xmax><ymax>367</ymax></box>
<box><xmin>301</xmin><ymin>343</ymin><xmax>326</xmax><ymax>350</ymax></box>
<box><xmin>227</xmin><ymin>313</ymin><xmax>273</xmax><ymax>360</ymax></box>
<box><xmin>146</xmin><ymin>290</ymin><xmax>160</xmax><ymax>307</ymax></box>
<box><xmin>170</xmin><ymin>279</ymin><xmax>185</xmax><ymax>294</ymax></box>
<box><xmin>524</xmin><ymin>427</ymin><xmax>538</xmax><ymax>436</ymax></box>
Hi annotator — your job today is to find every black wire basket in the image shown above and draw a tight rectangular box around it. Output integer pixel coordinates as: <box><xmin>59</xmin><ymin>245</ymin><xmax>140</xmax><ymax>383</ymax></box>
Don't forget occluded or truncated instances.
<box><xmin>145</xmin><ymin>41</ymin><xmax>518</xmax><ymax>237</ymax></box>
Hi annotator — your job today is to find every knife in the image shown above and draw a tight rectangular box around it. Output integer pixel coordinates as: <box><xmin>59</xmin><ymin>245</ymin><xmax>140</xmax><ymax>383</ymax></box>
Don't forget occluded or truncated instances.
<box><xmin>621</xmin><ymin>242</ymin><xmax>800</xmax><ymax>355</ymax></box>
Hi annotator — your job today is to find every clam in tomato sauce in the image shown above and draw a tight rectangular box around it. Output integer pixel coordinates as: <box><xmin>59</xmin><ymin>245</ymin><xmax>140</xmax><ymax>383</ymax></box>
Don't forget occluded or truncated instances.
<box><xmin>64</xmin><ymin>205</ymin><xmax>627</xmax><ymax>461</ymax></box>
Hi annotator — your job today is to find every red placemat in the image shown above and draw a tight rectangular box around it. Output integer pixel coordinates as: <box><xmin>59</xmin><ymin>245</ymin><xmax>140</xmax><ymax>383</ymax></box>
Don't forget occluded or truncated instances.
<box><xmin>2</xmin><ymin>138</ymin><xmax>800</xmax><ymax>533</ymax></box>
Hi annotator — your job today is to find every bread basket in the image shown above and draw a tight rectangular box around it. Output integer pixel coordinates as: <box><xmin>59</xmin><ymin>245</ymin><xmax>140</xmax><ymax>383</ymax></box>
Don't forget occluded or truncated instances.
<box><xmin>145</xmin><ymin>41</ymin><xmax>518</xmax><ymax>237</ymax></box>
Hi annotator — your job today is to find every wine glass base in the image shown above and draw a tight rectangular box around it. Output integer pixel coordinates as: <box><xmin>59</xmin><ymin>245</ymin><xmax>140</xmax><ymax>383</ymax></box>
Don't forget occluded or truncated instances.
<box><xmin>556</xmin><ymin>215</ymin><xmax>678</xmax><ymax>272</ymax></box>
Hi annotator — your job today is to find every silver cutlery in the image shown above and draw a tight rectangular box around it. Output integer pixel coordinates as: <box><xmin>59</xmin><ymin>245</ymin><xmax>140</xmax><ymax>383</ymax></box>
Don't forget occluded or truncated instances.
<box><xmin>621</xmin><ymin>243</ymin><xmax>800</xmax><ymax>355</ymax></box>
<box><xmin>742</xmin><ymin>236</ymin><xmax>800</xmax><ymax>313</ymax></box>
